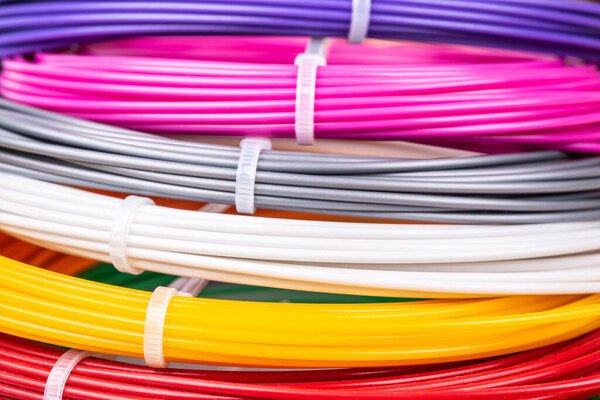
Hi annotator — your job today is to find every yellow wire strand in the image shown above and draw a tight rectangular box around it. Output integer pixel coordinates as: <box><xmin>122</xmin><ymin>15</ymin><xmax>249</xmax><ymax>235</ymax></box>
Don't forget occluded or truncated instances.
<box><xmin>1</xmin><ymin>255</ymin><xmax>600</xmax><ymax>368</ymax></box>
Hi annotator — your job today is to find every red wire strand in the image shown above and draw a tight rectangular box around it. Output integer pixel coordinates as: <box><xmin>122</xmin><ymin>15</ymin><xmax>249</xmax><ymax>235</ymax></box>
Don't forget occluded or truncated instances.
<box><xmin>1</xmin><ymin>332</ymin><xmax>599</xmax><ymax>400</ymax></box>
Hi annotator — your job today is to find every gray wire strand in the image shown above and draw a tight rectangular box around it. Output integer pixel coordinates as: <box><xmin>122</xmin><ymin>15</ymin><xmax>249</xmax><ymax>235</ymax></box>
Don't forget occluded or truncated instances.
<box><xmin>1</xmin><ymin>98</ymin><xmax>599</xmax><ymax>224</ymax></box>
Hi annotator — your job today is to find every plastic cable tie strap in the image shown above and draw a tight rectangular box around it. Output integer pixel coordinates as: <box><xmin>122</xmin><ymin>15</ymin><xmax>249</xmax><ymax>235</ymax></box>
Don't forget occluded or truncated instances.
<box><xmin>235</xmin><ymin>137</ymin><xmax>272</xmax><ymax>214</ymax></box>
<box><xmin>143</xmin><ymin>286</ymin><xmax>178</xmax><ymax>368</ymax></box>
<box><xmin>169</xmin><ymin>276</ymin><xmax>210</xmax><ymax>297</ymax></box>
<box><xmin>109</xmin><ymin>195</ymin><xmax>155</xmax><ymax>275</ymax></box>
<box><xmin>198</xmin><ymin>203</ymin><xmax>232</xmax><ymax>214</ymax></box>
<box><xmin>294</xmin><ymin>37</ymin><xmax>328</xmax><ymax>145</ymax></box>
<box><xmin>44</xmin><ymin>350</ymin><xmax>93</xmax><ymax>400</ymax></box>
<box><xmin>348</xmin><ymin>0</ymin><xmax>371</xmax><ymax>43</ymax></box>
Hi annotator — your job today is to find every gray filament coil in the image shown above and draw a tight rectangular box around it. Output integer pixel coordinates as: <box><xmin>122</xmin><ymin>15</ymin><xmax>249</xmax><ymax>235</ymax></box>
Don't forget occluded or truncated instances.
<box><xmin>1</xmin><ymin>98</ymin><xmax>600</xmax><ymax>224</ymax></box>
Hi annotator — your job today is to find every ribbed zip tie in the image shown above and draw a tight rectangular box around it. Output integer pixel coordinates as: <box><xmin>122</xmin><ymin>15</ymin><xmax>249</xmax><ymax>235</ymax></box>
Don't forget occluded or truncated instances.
<box><xmin>348</xmin><ymin>0</ymin><xmax>371</xmax><ymax>43</ymax></box>
<box><xmin>235</xmin><ymin>138</ymin><xmax>272</xmax><ymax>213</ymax></box>
<box><xmin>294</xmin><ymin>37</ymin><xmax>329</xmax><ymax>145</ymax></box>
<box><xmin>109</xmin><ymin>195</ymin><xmax>155</xmax><ymax>275</ymax></box>
<box><xmin>168</xmin><ymin>276</ymin><xmax>209</xmax><ymax>297</ymax></box>
<box><xmin>44</xmin><ymin>350</ymin><xmax>114</xmax><ymax>400</ymax></box>
<box><xmin>143</xmin><ymin>286</ymin><xmax>178</xmax><ymax>368</ymax></box>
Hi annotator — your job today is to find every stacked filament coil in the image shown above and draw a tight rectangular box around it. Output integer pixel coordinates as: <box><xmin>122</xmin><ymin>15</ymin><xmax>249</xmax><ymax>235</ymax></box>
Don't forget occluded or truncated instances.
<box><xmin>1</xmin><ymin>1</ymin><xmax>600</xmax><ymax>400</ymax></box>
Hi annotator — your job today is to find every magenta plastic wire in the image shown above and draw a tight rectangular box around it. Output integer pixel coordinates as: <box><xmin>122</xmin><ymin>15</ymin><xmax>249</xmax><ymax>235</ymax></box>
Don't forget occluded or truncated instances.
<box><xmin>2</xmin><ymin>36</ymin><xmax>600</xmax><ymax>153</ymax></box>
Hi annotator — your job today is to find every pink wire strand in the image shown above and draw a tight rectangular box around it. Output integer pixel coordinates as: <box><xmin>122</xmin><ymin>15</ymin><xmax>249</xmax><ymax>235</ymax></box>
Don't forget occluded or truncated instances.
<box><xmin>1</xmin><ymin>36</ymin><xmax>599</xmax><ymax>152</ymax></box>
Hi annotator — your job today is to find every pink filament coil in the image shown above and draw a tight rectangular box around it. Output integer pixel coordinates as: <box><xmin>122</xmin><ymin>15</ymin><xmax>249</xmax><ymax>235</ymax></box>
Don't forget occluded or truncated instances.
<box><xmin>2</xmin><ymin>36</ymin><xmax>600</xmax><ymax>153</ymax></box>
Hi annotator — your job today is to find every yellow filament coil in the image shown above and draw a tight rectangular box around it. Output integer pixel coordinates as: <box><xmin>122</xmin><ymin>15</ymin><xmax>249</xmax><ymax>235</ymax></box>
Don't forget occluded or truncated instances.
<box><xmin>1</xmin><ymin>255</ymin><xmax>600</xmax><ymax>368</ymax></box>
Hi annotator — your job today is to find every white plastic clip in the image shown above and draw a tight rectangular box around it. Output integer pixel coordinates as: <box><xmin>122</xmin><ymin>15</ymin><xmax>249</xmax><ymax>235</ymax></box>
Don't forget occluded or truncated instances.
<box><xmin>235</xmin><ymin>138</ymin><xmax>271</xmax><ymax>214</ymax></box>
<box><xmin>348</xmin><ymin>0</ymin><xmax>371</xmax><ymax>44</ymax></box>
<box><xmin>143</xmin><ymin>286</ymin><xmax>178</xmax><ymax>368</ymax></box>
<box><xmin>198</xmin><ymin>203</ymin><xmax>232</xmax><ymax>214</ymax></box>
<box><xmin>109</xmin><ymin>195</ymin><xmax>155</xmax><ymax>275</ymax></box>
<box><xmin>294</xmin><ymin>37</ymin><xmax>329</xmax><ymax>146</ymax></box>
<box><xmin>44</xmin><ymin>350</ymin><xmax>91</xmax><ymax>400</ymax></box>
<box><xmin>168</xmin><ymin>276</ymin><xmax>209</xmax><ymax>297</ymax></box>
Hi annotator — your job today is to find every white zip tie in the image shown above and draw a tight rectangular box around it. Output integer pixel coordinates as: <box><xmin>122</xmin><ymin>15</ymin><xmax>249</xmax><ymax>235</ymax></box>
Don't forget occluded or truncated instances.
<box><xmin>235</xmin><ymin>138</ymin><xmax>272</xmax><ymax>214</ymax></box>
<box><xmin>43</xmin><ymin>349</ymin><xmax>116</xmax><ymax>400</ymax></box>
<box><xmin>348</xmin><ymin>0</ymin><xmax>371</xmax><ymax>44</ymax></box>
<box><xmin>109</xmin><ymin>195</ymin><xmax>155</xmax><ymax>275</ymax></box>
<box><xmin>143</xmin><ymin>286</ymin><xmax>178</xmax><ymax>368</ymax></box>
<box><xmin>44</xmin><ymin>350</ymin><xmax>115</xmax><ymax>400</ymax></box>
<box><xmin>44</xmin><ymin>350</ymin><xmax>91</xmax><ymax>400</ymax></box>
<box><xmin>294</xmin><ymin>37</ymin><xmax>329</xmax><ymax>145</ymax></box>
<box><xmin>168</xmin><ymin>276</ymin><xmax>209</xmax><ymax>297</ymax></box>
<box><xmin>198</xmin><ymin>203</ymin><xmax>232</xmax><ymax>214</ymax></box>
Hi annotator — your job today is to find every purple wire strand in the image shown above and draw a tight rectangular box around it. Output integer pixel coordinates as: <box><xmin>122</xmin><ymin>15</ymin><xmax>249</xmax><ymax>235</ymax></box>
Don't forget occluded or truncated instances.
<box><xmin>0</xmin><ymin>0</ymin><xmax>600</xmax><ymax>59</ymax></box>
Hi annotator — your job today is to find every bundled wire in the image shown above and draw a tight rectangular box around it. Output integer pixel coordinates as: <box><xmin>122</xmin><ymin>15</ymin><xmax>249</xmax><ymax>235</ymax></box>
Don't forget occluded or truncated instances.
<box><xmin>3</xmin><ymin>330</ymin><xmax>600</xmax><ymax>400</ymax></box>
<box><xmin>2</xmin><ymin>226</ymin><xmax>600</xmax><ymax>396</ymax></box>
<box><xmin>1</xmin><ymin>0</ymin><xmax>600</xmax><ymax>60</ymax></box>
<box><xmin>3</xmin><ymin>37</ymin><xmax>600</xmax><ymax>153</ymax></box>
<box><xmin>2</xmin><ymin>171</ymin><xmax>600</xmax><ymax>297</ymax></box>
<box><xmin>0</xmin><ymin>229</ymin><xmax>406</xmax><ymax>303</ymax></box>
<box><xmin>0</xmin><ymin>224</ymin><xmax>409</xmax><ymax>303</ymax></box>
<box><xmin>3</xmin><ymin>252</ymin><xmax>600</xmax><ymax>367</ymax></box>
<box><xmin>2</xmin><ymin>98</ymin><xmax>600</xmax><ymax>224</ymax></box>
<box><xmin>0</xmin><ymin>198</ymin><xmax>599</xmax><ymax>396</ymax></box>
